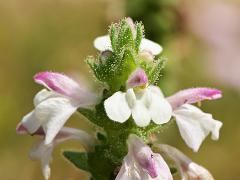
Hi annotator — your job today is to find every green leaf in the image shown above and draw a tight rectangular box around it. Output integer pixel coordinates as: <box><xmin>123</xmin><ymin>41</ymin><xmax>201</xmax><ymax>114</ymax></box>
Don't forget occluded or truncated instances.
<box><xmin>63</xmin><ymin>151</ymin><xmax>89</xmax><ymax>171</ymax></box>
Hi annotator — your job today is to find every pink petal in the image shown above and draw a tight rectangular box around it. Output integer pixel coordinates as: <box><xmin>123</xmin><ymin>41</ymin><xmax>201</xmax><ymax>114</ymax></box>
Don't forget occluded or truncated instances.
<box><xmin>127</xmin><ymin>68</ymin><xmax>148</xmax><ymax>88</ymax></box>
<box><xmin>34</xmin><ymin>72</ymin><xmax>99</xmax><ymax>106</ymax></box>
<box><xmin>34</xmin><ymin>72</ymin><xmax>81</xmax><ymax>98</ymax></box>
<box><xmin>167</xmin><ymin>88</ymin><xmax>222</xmax><ymax>109</ymax></box>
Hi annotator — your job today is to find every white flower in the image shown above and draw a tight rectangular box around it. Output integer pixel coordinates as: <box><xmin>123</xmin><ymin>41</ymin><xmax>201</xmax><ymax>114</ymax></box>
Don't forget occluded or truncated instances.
<box><xmin>94</xmin><ymin>35</ymin><xmax>162</xmax><ymax>55</ymax></box>
<box><xmin>116</xmin><ymin>134</ymin><xmax>173</xmax><ymax>180</ymax></box>
<box><xmin>16</xmin><ymin>72</ymin><xmax>99</xmax><ymax>145</ymax></box>
<box><xmin>29</xmin><ymin>127</ymin><xmax>95</xmax><ymax>180</ymax></box>
<box><xmin>166</xmin><ymin>88</ymin><xmax>223</xmax><ymax>152</ymax></box>
<box><xmin>156</xmin><ymin>144</ymin><xmax>214</xmax><ymax>180</ymax></box>
<box><xmin>104</xmin><ymin>69</ymin><xmax>172</xmax><ymax>127</ymax></box>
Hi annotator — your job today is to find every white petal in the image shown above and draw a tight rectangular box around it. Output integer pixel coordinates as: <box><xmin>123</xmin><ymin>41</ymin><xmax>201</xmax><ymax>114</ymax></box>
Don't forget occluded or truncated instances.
<box><xmin>21</xmin><ymin>111</ymin><xmax>41</xmax><ymax>134</ymax></box>
<box><xmin>29</xmin><ymin>142</ymin><xmax>53</xmax><ymax>180</ymax></box>
<box><xmin>140</xmin><ymin>39</ymin><xmax>163</xmax><ymax>55</ymax></box>
<box><xmin>148</xmin><ymin>91</ymin><xmax>172</xmax><ymax>124</ymax></box>
<box><xmin>116</xmin><ymin>154</ymin><xmax>148</xmax><ymax>180</ymax></box>
<box><xmin>104</xmin><ymin>91</ymin><xmax>131</xmax><ymax>123</ymax></box>
<box><xmin>188</xmin><ymin>162</ymin><xmax>214</xmax><ymax>180</ymax></box>
<box><xmin>173</xmin><ymin>104</ymin><xmax>222</xmax><ymax>152</ymax></box>
<box><xmin>35</xmin><ymin>97</ymin><xmax>77</xmax><ymax>145</ymax></box>
<box><xmin>154</xmin><ymin>154</ymin><xmax>173</xmax><ymax>180</ymax></box>
<box><xmin>55</xmin><ymin>127</ymin><xmax>96</xmax><ymax>150</ymax></box>
<box><xmin>34</xmin><ymin>89</ymin><xmax>59</xmax><ymax>106</ymax></box>
<box><xmin>148</xmin><ymin>85</ymin><xmax>164</xmax><ymax>98</ymax></box>
<box><xmin>93</xmin><ymin>35</ymin><xmax>112</xmax><ymax>51</ymax></box>
<box><xmin>125</xmin><ymin>88</ymin><xmax>137</xmax><ymax>108</ymax></box>
<box><xmin>132</xmin><ymin>101</ymin><xmax>151</xmax><ymax>127</ymax></box>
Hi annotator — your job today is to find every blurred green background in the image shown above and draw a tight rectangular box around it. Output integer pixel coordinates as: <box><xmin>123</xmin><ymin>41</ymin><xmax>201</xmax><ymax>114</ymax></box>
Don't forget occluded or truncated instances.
<box><xmin>0</xmin><ymin>0</ymin><xmax>240</xmax><ymax>179</ymax></box>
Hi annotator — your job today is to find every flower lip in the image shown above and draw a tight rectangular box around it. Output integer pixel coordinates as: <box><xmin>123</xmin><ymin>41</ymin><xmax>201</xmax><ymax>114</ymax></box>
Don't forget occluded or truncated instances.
<box><xmin>16</xmin><ymin>122</ymin><xmax>28</xmax><ymax>134</ymax></box>
<box><xmin>127</xmin><ymin>68</ymin><xmax>148</xmax><ymax>89</ymax></box>
<box><xmin>167</xmin><ymin>87</ymin><xmax>222</xmax><ymax>109</ymax></box>
<box><xmin>135</xmin><ymin>146</ymin><xmax>158</xmax><ymax>178</ymax></box>
<box><xmin>33</xmin><ymin>71</ymin><xmax>81</xmax><ymax>98</ymax></box>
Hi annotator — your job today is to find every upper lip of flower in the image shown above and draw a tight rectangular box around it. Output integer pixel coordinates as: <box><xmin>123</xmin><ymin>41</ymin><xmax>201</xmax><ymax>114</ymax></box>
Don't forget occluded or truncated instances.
<box><xmin>166</xmin><ymin>87</ymin><xmax>222</xmax><ymax>110</ymax></box>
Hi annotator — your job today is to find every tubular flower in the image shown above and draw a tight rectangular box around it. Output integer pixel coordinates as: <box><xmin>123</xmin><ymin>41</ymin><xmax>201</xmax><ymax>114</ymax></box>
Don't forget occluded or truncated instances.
<box><xmin>27</xmin><ymin>127</ymin><xmax>95</xmax><ymax>180</ymax></box>
<box><xmin>16</xmin><ymin>72</ymin><xmax>99</xmax><ymax>145</ymax></box>
<box><xmin>104</xmin><ymin>68</ymin><xmax>172</xmax><ymax>127</ymax></box>
<box><xmin>166</xmin><ymin>88</ymin><xmax>223</xmax><ymax>152</ymax></box>
<box><xmin>17</xmin><ymin>126</ymin><xmax>95</xmax><ymax>180</ymax></box>
<box><xmin>116</xmin><ymin>135</ymin><xmax>173</xmax><ymax>180</ymax></box>
<box><xmin>155</xmin><ymin>144</ymin><xmax>214</xmax><ymax>180</ymax></box>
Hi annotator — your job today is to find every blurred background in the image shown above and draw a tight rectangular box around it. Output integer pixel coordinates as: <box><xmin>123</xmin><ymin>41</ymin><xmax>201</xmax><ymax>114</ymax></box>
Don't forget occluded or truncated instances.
<box><xmin>0</xmin><ymin>0</ymin><xmax>240</xmax><ymax>179</ymax></box>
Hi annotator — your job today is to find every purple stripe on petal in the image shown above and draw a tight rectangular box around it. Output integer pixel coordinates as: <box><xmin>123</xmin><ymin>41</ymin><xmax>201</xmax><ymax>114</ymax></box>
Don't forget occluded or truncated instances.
<box><xmin>167</xmin><ymin>88</ymin><xmax>222</xmax><ymax>109</ymax></box>
<box><xmin>34</xmin><ymin>72</ymin><xmax>81</xmax><ymax>98</ymax></box>
<box><xmin>127</xmin><ymin>68</ymin><xmax>148</xmax><ymax>89</ymax></box>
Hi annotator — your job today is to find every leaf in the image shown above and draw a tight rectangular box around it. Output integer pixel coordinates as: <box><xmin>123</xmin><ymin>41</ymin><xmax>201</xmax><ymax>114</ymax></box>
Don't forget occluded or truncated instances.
<box><xmin>63</xmin><ymin>151</ymin><xmax>89</xmax><ymax>171</ymax></box>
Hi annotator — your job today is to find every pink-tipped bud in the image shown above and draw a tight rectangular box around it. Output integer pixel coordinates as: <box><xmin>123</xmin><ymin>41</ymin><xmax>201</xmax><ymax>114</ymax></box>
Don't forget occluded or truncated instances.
<box><xmin>167</xmin><ymin>88</ymin><xmax>222</xmax><ymax>109</ymax></box>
